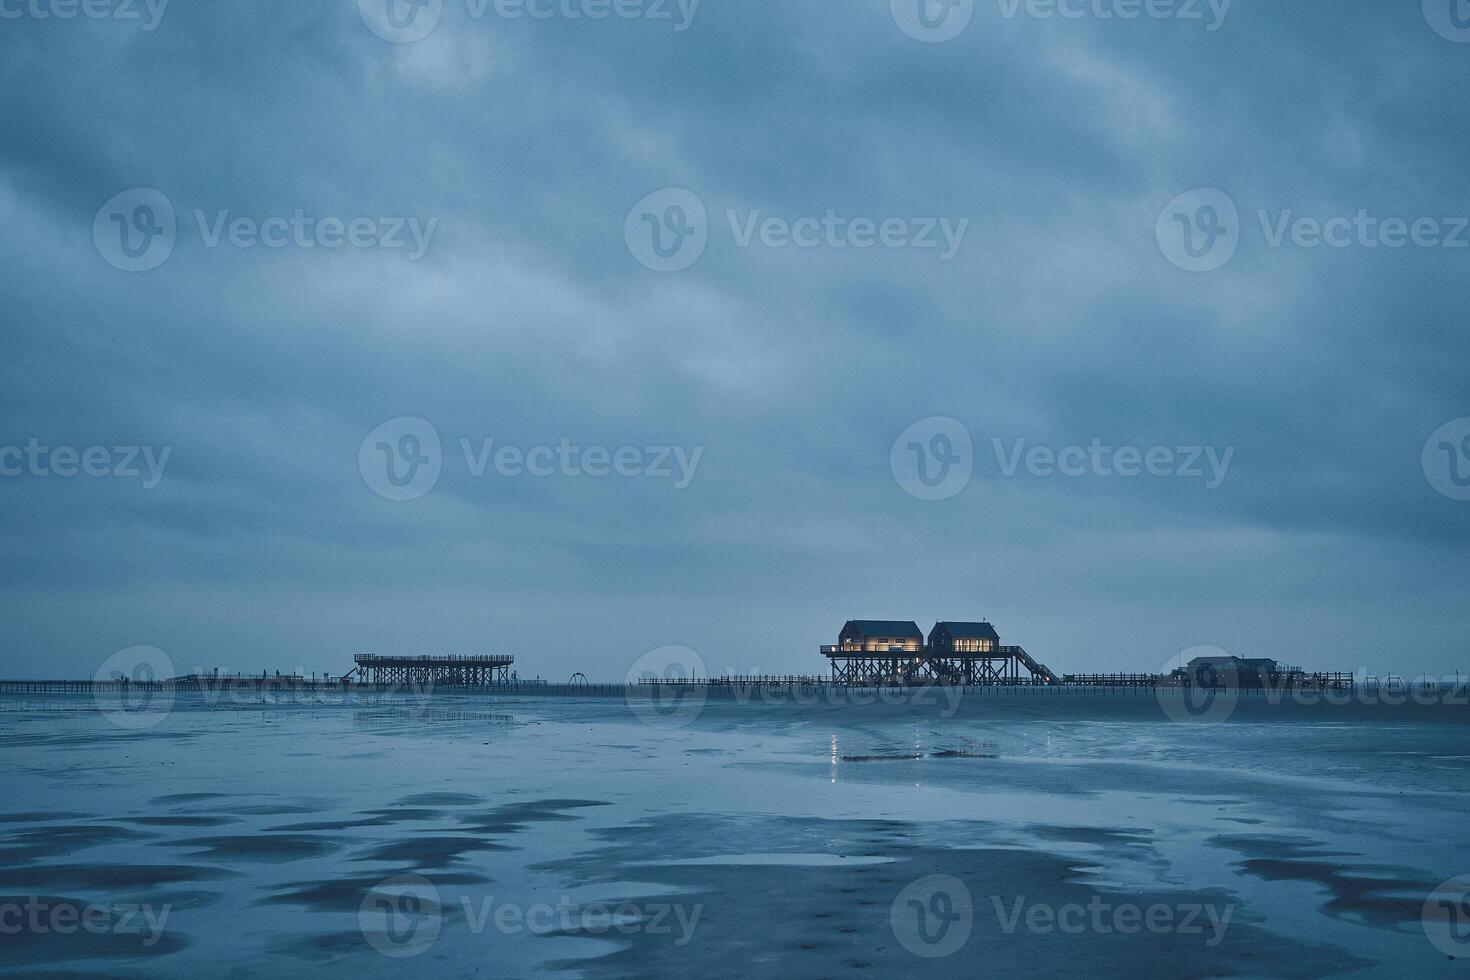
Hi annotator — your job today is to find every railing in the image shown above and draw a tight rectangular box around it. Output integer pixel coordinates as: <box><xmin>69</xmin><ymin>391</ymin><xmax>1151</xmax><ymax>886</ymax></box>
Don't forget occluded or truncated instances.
<box><xmin>819</xmin><ymin>645</ymin><xmax>922</xmax><ymax>655</ymax></box>
<box><xmin>3</xmin><ymin>677</ymin><xmax>1463</xmax><ymax>705</ymax></box>
<box><xmin>639</xmin><ymin>675</ymin><xmax>830</xmax><ymax>686</ymax></box>
<box><xmin>354</xmin><ymin>654</ymin><xmax>514</xmax><ymax>665</ymax></box>
<box><xmin>715</xmin><ymin>674</ymin><xmax>831</xmax><ymax>686</ymax></box>
<box><xmin>999</xmin><ymin>645</ymin><xmax>1060</xmax><ymax>684</ymax></box>
<box><xmin>1065</xmin><ymin>671</ymin><xmax>1357</xmax><ymax>690</ymax></box>
<box><xmin>1064</xmin><ymin>673</ymin><xmax>1160</xmax><ymax>687</ymax></box>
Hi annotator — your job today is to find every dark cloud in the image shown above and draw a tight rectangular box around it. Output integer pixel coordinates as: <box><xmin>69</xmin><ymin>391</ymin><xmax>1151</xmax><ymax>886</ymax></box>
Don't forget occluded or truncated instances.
<box><xmin>0</xmin><ymin>0</ymin><xmax>1466</xmax><ymax>680</ymax></box>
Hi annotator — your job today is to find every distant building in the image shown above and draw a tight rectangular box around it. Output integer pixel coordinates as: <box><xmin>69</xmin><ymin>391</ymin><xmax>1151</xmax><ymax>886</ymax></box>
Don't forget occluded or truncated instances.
<box><xmin>928</xmin><ymin>622</ymin><xmax>1000</xmax><ymax>655</ymax></box>
<box><xmin>834</xmin><ymin>620</ymin><xmax>924</xmax><ymax>654</ymax></box>
<box><xmin>822</xmin><ymin>618</ymin><xmax>1057</xmax><ymax>686</ymax></box>
<box><xmin>1175</xmin><ymin>655</ymin><xmax>1302</xmax><ymax>689</ymax></box>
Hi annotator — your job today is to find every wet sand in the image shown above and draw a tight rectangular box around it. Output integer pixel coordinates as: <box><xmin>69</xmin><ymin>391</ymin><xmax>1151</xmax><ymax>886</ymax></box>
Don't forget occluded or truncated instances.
<box><xmin>0</xmin><ymin>691</ymin><xmax>1465</xmax><ymax>977</ymax></box>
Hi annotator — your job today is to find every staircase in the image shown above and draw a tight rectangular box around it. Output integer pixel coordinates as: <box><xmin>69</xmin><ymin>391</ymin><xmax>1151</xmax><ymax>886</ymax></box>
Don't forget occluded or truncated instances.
<box><xmin>1000</xmin><ymin>645</ymin><xmax>1060</xmax><ymax>685</ymax></box>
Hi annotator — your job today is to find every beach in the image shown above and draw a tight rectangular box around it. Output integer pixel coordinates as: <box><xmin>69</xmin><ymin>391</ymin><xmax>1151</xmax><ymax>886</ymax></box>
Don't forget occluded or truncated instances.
<box><xmin>0</xmin><ymin>689</ymin><xmax>1466</xmax><ymax>977</ymax></box>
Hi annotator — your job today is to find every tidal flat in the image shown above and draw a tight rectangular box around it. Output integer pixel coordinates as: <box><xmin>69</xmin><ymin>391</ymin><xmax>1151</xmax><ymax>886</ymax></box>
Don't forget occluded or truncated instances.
<box><xmin>0</xmin><ymin>691</ymin><xmax>1465</xmax><ymax>977</ymax></box>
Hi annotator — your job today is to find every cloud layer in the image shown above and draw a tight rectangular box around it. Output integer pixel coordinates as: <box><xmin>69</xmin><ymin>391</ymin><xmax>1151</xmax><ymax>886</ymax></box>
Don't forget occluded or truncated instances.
<box><xmin>1</xmin><ymin>0</ymin><xmax>1467</xmax><ymax>681</ymax></box>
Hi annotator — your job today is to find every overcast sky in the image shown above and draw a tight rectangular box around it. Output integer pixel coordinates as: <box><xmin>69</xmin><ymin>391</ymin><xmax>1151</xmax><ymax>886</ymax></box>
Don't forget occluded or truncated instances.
<box><xmin>1</xmin><ymin>0</ymin><xmax>1467</xmax><ymax>682</ymax></box>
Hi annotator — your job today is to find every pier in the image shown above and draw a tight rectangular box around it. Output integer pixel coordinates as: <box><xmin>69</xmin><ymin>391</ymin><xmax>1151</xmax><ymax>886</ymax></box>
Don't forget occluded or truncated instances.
<box><xmin>821</xmin><ymin>620</ymin><xmax>1061</xmax><ymax>686</ymax></box>
<box><xmin>1063</xmin><ymin>671</ymin><xmax>1357</xmax><ymax>691</ymax></box>
<box><xmin>346</xmin><ymin>654</ymin><xmax>513</xmax><ymax>687</ymax></box>
<box><xmin>0</xmin><ymin>674</ymin><xmax>351</xmax><ymax>695</ymax></box>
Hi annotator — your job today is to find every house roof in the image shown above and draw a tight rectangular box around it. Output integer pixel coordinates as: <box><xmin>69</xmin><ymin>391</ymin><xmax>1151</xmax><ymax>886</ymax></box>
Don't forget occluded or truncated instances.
<box><xmin>843</xmin><ymin>620</ymin><xmax>923</xmax><ymax>638</ymax></box>
<box><xmin>1187</xmin><ymin>656</ymin><xmax>1279</xmax><ymax>668</ymax></box>
<box><xmin>934</xmin><ymin>622</ymin><xmax>1000</xmax><ymax>640</ymax></box>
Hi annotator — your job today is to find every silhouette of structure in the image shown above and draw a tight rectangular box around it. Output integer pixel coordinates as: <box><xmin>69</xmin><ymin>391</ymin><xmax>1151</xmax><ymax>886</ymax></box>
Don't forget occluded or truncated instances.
<box><xmin>820</xmin><ymin>620</ymin><xmax>924</xmax><ymax>684</ymax></box>
<box><xmin>923</xmin><ymin>622</ymin><xmax>1061</xmax><ymax>685</ymax></box>
<box><xmin>1166</xmin><ymin>655</ymin><xmax>1352</xmax><ymax>691</ymax></box>
<box><xmin>821</xmin><ymin>619</ymin><xmax>1058</xmax><ymax>685</ymax></box>
<box><xmin>347</xmin><ymin>654</ymin><xmax>512</xmax><ymax>687</ymax></box>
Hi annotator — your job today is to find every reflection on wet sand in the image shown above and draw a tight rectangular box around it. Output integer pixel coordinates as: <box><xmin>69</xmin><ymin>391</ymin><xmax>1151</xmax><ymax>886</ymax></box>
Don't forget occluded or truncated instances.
<box><xmin>0</xmin><ymin>695</ymin><xmax>1465</xmax><ymax>977</ymax></box>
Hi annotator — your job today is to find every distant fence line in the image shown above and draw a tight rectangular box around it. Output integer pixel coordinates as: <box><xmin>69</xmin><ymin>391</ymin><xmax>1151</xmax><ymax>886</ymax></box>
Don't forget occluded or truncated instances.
<box><xmin>0</xmin><ymin>676</ymin><xmax>1463</xmax><ymax>701</ymax></box>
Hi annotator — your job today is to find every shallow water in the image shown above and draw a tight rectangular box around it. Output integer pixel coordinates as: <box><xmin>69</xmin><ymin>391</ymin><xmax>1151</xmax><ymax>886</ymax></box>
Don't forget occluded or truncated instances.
<box><xmin>0</xmin><ymin>690</ymin><xmax>1466</xmax><ymax>977</ymax></box>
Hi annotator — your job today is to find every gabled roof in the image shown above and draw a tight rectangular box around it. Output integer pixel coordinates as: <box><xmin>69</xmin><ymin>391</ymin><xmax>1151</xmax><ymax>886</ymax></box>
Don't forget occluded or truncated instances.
<box><xmin>934</xmin><ymin>621</ymin><xmax>1000</xmax><ymax>640</ymax></box>
<box><xmin>843</xmin><ymin>620</ymin><xmax>923</xmax><ymax>638</ymax></box>
<box><xmin>1187</xmin><ymin>656</ymin><xmax>1279</xmax><ymax>668</ymax></box>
